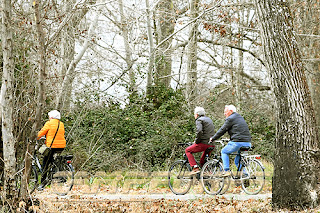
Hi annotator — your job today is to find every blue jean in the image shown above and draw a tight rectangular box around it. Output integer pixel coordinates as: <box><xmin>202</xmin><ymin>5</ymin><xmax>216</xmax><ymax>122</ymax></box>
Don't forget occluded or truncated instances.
<box><xmin>221</xmin><ymin>141</ymin><xmax>251</xmax><ymax>171</ymax></box>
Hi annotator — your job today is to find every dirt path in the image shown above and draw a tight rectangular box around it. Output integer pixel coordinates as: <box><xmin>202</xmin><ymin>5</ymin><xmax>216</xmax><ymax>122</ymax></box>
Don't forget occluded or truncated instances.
<box><xmin>36</xmin><ymin>191</ymin><xmax>272</xmax><ymax>201</ymax></box>
<box><xmin>34</xmin><ymin>191</ymin><xmax>273</xmax><ymax>213</ymax></box>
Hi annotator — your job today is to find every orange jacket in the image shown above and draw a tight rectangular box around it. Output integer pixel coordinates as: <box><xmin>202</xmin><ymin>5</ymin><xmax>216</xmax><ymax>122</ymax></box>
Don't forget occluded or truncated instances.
<box><xmin>37</xmin><ymin>119</ymin><xmax>66</xmax><ymax>148</ymax></box>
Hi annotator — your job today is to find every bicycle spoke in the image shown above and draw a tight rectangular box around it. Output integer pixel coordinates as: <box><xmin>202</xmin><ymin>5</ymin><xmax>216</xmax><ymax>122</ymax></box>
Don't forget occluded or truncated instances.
<box><xmin>168</xmin><ymin>160</ymin><xmax>193</xmax><ymax>195</ymax></box>
<box><xmin>51</xmin><ymin>162</ymin><xmax>74</xmax><ymax>196</ymax></box>
<box><xmin>200</xmin><ymin>160</ymin><xmax>225</xmax><ymax>195</ymax></box>
<box><xmin>241</xmin><ymin>159</ymin><xmax>265</xmax><ymax>195</ymax></box>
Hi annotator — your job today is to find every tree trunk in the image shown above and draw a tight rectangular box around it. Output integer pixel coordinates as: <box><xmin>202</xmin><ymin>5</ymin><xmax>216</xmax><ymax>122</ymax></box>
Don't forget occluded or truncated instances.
<box><xmin>292</xmin><ymin>0</ymin><xmax>320</xmax><ymax>138</ymax></box>
<box><xmin>1</xmin><ymin>0</ymin><xmax>17</xmax><ymax>204</ymax></box>
<box><xmin>145</xmin><ymin>0</ymin><xmax>154</xmax><ymax>94</ymax></box>
<box><xmin>56</xmin><ymin>7</ymin><xmax>99</xmax><ymax>110</ymax></box>
<box><xmin>20</xmin><ymin>0</ymin><xmax>48</xmax><ymax>200</ymax></box>
<box><xmin>154</xmin><ymin>0</ymin><xmax>174</xmax><ymax>88</ymax></box>
<box><xmin>145</xmin><ymin>0</ymin><xmax>155</xmax><ymax>95</ymax></box>
<box><xmin>58</xmin><ymin>0</ymin><xmax>91</xmax><ymax>112</ymax></box>
<box><xmin>58</xmin><ymin>0</ymin><xmax>76</xmax><ymax>111</ymax></box>
<box><xmin>186</xmin><ymin>0</ymin><xmax>199</xmax><ymax>105</ymax></box>
<box><xmin>255</xmin><ymin>0</ymin><xmax>320</xmax><ymax>209</ymax></box>
<box><xmin>118</xmin><ymin>0</ymin><xmax>136</xmax><ymax>95</ymax></box>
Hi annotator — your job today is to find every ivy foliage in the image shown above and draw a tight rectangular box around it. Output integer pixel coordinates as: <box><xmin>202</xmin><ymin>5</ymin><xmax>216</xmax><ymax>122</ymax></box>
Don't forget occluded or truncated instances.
<box><xmin>63</xmin><ymin>87</ymin><xmax>275</xmax><ymax>172</ymax></box>
<box><xmin>64</xmin><ymin>87</ymin><xmax>194</xmax><ymax>172</ymax></box>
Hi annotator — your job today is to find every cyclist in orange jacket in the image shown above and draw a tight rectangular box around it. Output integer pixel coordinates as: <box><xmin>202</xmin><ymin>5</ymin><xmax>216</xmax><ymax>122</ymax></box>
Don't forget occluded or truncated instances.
<box><xmin>37</xmin><ymin>110</ymin><xmax>66</xmax><ymax>189</ymax></box>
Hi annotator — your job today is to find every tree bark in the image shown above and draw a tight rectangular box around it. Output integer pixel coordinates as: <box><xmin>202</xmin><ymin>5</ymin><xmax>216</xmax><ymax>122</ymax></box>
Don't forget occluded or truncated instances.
<box><xmin>19</xmin><ymin>0</ymin><xmax>48</xmax><ymax>200</ymax></box>
<box><xmin>255</xmin><ymin>0</ymin><xmax>320</xmax><ymax>209</ymax></box>
<box><xmin>145</xmin><ymin>0</ymin><xmax>155</xmax><ymax>95</ymax></box>
<box><xmin>1</xmin><ymin>0</ymin><xmax>17</xmax><ymax>204</ymax></box>
<box><xmin>291</xmin><ymin>0</ymin><xmax>320</xmax><ymax>139</ymax></box>
<box><xmin>186</xmin><ymin>0</ymin><xmax>199</xmax><ymax>105</ymax></box>
<box><xmin>154</xmin><ymin>0</ymin><xmax>174</xmax><ymax>88</ymax></box>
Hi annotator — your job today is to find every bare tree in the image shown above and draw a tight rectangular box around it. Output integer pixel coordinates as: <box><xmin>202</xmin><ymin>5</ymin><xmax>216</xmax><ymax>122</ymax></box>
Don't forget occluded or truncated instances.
<box><xmin>118</xmin><ymin>0</ymin><xmax>136</xmax><ymax>94</ymax></box>
<box><xmin>145</xmin><ymin>0</ymin><xmax>155</xmax><ymax>94</ymax></box>
<box><xmin>186</xmin><ymin>0</ymin><xmax>199</xmax><ymax>105</ymax></box>
<box><xmin>1</xmin><ymin>0</ymin><xmax>17</xmax><ymax>205</ymax></box>
<box><xmin>154</xmin><ymin>0</ymin><xmax>175</xmax><ymax>88</ymax></box>
<box><xmin>56</xmin><ymin>2</ymin><xmax>100</xmax><ymax>110</ymax></box>
<box><xmin>255</xmin><ymin>0</ymin><xmax>320</xmax><ymax>209</ymax></box>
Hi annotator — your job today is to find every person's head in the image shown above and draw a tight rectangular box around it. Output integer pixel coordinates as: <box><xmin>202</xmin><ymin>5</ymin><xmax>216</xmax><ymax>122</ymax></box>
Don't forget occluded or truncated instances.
<box><xmin>224</xmin><ymin>105</ymin><xmax>236</xmax><ymax>118</ymax></box>
<box><xmin>48</xmin><ymin>110</ymin><xmax>61</xmax><ymax>120</ymax></box>
<box><xmin>194</xmin><ymin>107</ymin><xmax>205</xmax><ymax>119</ymax></box>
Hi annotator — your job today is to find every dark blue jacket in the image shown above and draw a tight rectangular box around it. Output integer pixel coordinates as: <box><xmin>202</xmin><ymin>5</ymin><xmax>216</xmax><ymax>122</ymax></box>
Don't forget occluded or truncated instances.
<box><xmin>211</xmin><ymin>112</ymin><xmax>251</xmax><ymax>142</ymax></box>
<box><xmin>195</xmin><ymin>116</ymin><xmax>215</xmax><ymax>144</ymax></box>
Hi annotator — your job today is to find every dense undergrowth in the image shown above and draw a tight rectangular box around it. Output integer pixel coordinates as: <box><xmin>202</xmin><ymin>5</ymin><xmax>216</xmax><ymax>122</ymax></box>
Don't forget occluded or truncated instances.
<box><xmin>60</xmin><ymin>87</ymin><xmax>275</xmax><ymax>173</ymax></box>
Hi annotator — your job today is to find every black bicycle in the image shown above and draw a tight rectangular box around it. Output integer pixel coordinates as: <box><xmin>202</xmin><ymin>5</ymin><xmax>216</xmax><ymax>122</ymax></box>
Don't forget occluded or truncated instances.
<box><xmin>200</xmin><ymin>139</ymin><xmax>265</xmax><ymax>195</ymax></box>
<box><xmin>167</xmin><ymin>143</ymin><xmax>219</xmax><ymax>195</ymax></box>
<box><xmin>16</xmin><ymin>140</ymin><xmax>75</xmax><ymax>196</ymax></box>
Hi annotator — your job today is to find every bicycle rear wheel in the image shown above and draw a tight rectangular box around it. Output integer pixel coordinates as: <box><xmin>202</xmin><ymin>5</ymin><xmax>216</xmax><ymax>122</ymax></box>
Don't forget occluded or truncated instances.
<box><xmin>200</xmin><ymin>160</ymin><xmax>225</xmax><ymax>195</ymax></box>
<box><xmin>240</xmin><ymin>159</ymin><xmax>265</xmax><ymax>195</ymax></box>
<box><xmin>168</xmin><ymin>160</ymin><xmax>193</xmax><ymax>195</ymax></box>
<box><xmin>51</xmin><ymin>162</ymin><xmax>75</xmax><ymax>196</ymax></box>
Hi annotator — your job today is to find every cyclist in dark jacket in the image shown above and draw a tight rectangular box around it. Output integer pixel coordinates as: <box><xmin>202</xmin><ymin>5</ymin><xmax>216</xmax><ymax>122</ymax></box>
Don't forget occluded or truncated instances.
<box><xmin>185</xmin><ymin>107</ymin><xmax>215</xmax><ymax>175</ymax></box>
<box><xmin>210</xmin><ymin>105</ymin><xmax>251</xmax><ymax>176</ymax></box>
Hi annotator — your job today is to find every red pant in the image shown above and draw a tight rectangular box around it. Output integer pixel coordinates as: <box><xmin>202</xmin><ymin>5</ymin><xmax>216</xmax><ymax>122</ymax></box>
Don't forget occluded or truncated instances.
<box><xmin>185</xmin><ymin>143</ymin><xmax>214</xmax><ymax>168</ymax></box>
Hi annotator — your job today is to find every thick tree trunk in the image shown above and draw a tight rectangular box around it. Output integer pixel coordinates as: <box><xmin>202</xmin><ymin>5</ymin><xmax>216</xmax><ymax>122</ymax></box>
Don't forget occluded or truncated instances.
<box><xmin>292</xmin><ymin>0</ymin><xmax>320</xmax><ymax>138</ymax></box>
<box><xmin>255</xmin><ymin>0</ymin><xmax>320</xmax><ymax>209</ymax></box>
<box><xmin>1</xmin><ymin>0</ymin><xmax>17</xmax><ymax>203</ymax></box>
<box><xmin>154</xmin><ymin>0</ymin><xmax>174</xmax><ymax>87</ymax></box>
<box><xmin>186</xmin><ymin>0</ymin><xmax>199</xmax><ymax>105</ymax></box>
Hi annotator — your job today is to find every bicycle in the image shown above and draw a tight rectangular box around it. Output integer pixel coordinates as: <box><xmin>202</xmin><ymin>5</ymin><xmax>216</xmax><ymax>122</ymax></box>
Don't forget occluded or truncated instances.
<box><xmin>16</xmin><ymin>140</ymin><xmax>75</xmax><ymax>196</ymax></box>
<box><xmin>200</xmin><ymin>139</ymin><xmax>265</xmax><ymax>195</ymax></box>
<box><xmin>167</xmin><ymin>142</ymin><xmax>218</xmax><ymax>195</ymax></box>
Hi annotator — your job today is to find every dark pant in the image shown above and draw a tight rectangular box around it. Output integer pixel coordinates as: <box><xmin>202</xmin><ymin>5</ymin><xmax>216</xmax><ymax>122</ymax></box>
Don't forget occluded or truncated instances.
<box><xmin>41</xmin><ymin>148</ymin><xmax>64</xmax><ymax>182</ymax></box>
<box><xmin>185</xmin><ymin>143</ymin><xmax>214</xmax><ymax>168</ymax></box>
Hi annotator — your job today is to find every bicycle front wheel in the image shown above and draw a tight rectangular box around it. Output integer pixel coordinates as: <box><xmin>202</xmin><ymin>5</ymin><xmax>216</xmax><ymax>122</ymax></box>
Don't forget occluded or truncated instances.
<box><xmin>200</xmin><ymin>160</ymin><xmax>225</xmax><ymax>195</ymax></box>
<box><xmin>240</xmin><ymin>159</ymin><xmax>265</xmax><ymax>195</ymax></box>
<box><xmin>51</xmin><ymin>163</ymin><xmax>75</xmax><ymax>196</ymax></box>
<box><xmin>168</xmin><ymin>160</ymin><xmax>193</xmax><ymax>195</ymax></box>
<box><xmin>16</xmin><ymin>164</ymin><xmax>39</xmax><ymax>195</ymax></box>
<box><xmin>28</xmin><ymin>165</ymin><xmax>39</xmax><ymax>194</ymax></box>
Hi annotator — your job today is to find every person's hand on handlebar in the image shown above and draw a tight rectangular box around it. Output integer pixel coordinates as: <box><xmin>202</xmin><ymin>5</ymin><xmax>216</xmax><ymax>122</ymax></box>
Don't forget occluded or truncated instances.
<box><xmin>37</xmin><ymin>136</ymin><xmax>46</xmax><ymax>140</ymax></box>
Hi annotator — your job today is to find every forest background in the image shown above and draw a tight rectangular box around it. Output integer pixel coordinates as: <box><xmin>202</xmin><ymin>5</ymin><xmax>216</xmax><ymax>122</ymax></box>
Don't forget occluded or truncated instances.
<box><xmin>1</xmin><ymin>0</ymin><xmax>320</xmax><ymax>210</ymax></box>
<box><xmin>0</xmin><ymin>0</ymin><xmax>278</xmax><ymax>173</ymax></box>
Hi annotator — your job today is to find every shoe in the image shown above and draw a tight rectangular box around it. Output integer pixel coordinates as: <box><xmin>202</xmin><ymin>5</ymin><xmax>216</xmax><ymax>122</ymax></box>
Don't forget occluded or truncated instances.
<box><xmin>221</xmin><ymin>170</ymin><xmax>231</xmax><ymax>177</ymax></box>
<box><xmin>189</xmin><ymin>167</ymin><xmax>200</xmax><ymax>175</ymax></box>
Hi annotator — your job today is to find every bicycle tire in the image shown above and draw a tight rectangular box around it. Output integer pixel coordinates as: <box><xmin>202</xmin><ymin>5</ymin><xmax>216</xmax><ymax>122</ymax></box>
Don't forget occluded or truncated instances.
<box><xmin>16</xmin><ymin>165</ymin><xmax>39</xmax><ymax>195</ymax></box>
<box><xmin>240</xmin><ymin>158</ymin><xmax>265</xmax><ymax>195</ymax></box>
<box><xmin>50</xmin><ymin>162</ymin><xmax>75</xmax><ymax>196</ymax></box>
<box><xmin>200</xmin><ymin>160</ymin><xmax>225</xmax><ymax>195</ymax></box>
<box><xmin>168</xmin><ymin>160</ymin><xmax>193</xmax><ymax>195</ymax></box>
<box><xmin>28</xmin><ymin>165</ymin><xmax>39</xmax><ymax>194</ymax></box>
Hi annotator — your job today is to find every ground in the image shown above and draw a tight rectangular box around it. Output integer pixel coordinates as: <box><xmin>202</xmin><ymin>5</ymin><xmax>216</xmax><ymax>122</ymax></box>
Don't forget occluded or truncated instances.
<box><xmin>18</xmin><ymin>172</ymin><xmax>319</xmax><ymax>213</ymax></box>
